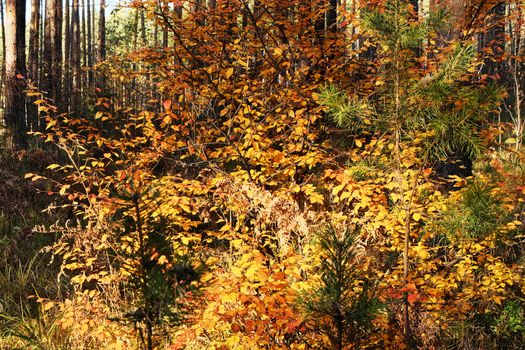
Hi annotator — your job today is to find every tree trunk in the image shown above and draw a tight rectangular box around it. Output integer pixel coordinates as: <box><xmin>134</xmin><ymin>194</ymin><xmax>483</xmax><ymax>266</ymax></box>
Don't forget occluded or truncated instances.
<box><xmin>29</xmin><ymin>0</ymin><xmax>40</xmax><ymax>84</ymax></box>
<box><xmin>54</xmin><ymin>0</ymin><xmax>62</xmax><ymax>111</ymax></box>
<box><xmin>43</xmin><ymin>0</ymin><xmax>56</xmax><ymax>100</ymax></box>
<box><xmin>98</xmin><ymin>0</ymin><xmax>105</xmax><ymax>62</ymax></box>
<box><xmin>82</xmin><ymin>0</ymin><xmax>87</xmax><ymax>80</ymax></box>
<box><xmin>133</xmin><ymin>8</ymin><xmax>139</xmax><ymax>51</ymax></box>
<box><xmin>509</xmin><ymin>2</ymin><xmax>524</xmax><ymax>150</ymax></box>
<box><xmin>87</xmin><ymin>0</ymin><xmax>92</xmax><ymax>84</ymax></box>
<box><xmin>4</xmin><ymin>0</ymin><xmax>27</xmax><ymax>148</ymax></box>
<box><xmin>43</xmin><ymin>0</ymin><xmax>61</xmax><ymax>110</ymax></box>
<box><xmin>140</xmin><ymin>9</ymin><xmax>146</xmax><ymax>45</ymax></box>
<box><xmin>162</xmin><ymin>1</ymin><xmax>169</xmax><ymax>48</ymax></box>
<box><xmin>327</xmin><ymin>0</ymin><xmax>337</xmax><ymax>32</ymax></box>
<box><xmin>479</xmin><ymin>2</ymin><xmax>507</xmax><ymax>80</ymax></box>
<box><xmin>191</xmin><ymin>0</ymin><xmax>204</xmax><ymax>26</ymax></box>
<box><xmin>91</xmin><ymin>0</ymin><xmax>95</xmax><ymax>61</ymax></box>
<box><xmin>154</xmin><ymin>3</ymin><xmax>158</xmax><ymax>47</ymax></box>
<box><xmin>28</xmin><ymin>0</ymin><xmax>40</xmax><ymax>130</ymax></box>
<box><xmin>410</xmin><ymin>0</ymin><xmax>418</xmax><ymax>14</ymax></box>
<box><xmin>71</xmin><ymin>0</ymin><xmax>81</xmax><ymax>109</ymax></box>
<box><xmin>64</xmin><ymin>0</ymin><xmax>70</xmax><ymax>109</ymax></box>
<box><xmin>1</xmin><ymin>0</ymin><xmax>7</xmax><ymax>110</ymax></box>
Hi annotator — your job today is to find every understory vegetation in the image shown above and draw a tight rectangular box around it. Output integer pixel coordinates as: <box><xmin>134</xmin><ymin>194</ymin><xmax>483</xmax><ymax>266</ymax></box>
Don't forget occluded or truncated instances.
<box><xmin>1</xmin><ymin>0</ymin><xmax>525</xmax><ymax>349</ymax></box>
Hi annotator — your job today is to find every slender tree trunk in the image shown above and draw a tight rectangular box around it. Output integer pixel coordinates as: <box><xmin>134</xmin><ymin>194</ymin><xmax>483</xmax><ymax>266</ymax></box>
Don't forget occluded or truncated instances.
<box><xmin>175</xmin><ymin>2</ymin><xmax>182</xmax><ymax>19</ymax></box>
<box><xmin>1</xmin><ymin>0</ymin><xmax>7</xmax><ymax>110</ymax></box>
<box><xmin>28</xmin><ymin>0</ymin><xmax>40</xmax><ymax>130</ymax></box>
<box><xmin>4</xmin><ymin>0</ymin><xmax>27</xmax><ymax>148</ymax></box>
<box><xmin>43</xmin><ymin>0</ymin><xmax>60</xmax><ymax>107</ymax></box>
<box><xmin>64</xmin><ymin>0</ymin><xmax>70</xmax><ymax>109</ymax></box>
<box><xmin>98</xmin><ymin>0</ymin><xmax>105</xmax><ymax>61</ymax></box>
<box><xmin>91</xmin><ymin>0</ymin><xmax>95</xmax><ymax>61</ymax></box>
<box><xmin>154</xmin><ymin>4</ymin><xmax>158</xmax><ymax>47</ymax></box>
<box><xmin>133</xmin><ymin>8</ymin><xmax>139</xmax><ymax>51</ymax></box>
<box><xmin>43</xmin><ymin>0</ymin><xmax>54</xmax><ymax>97</ymax></box>
<box><xmin>162</xmin><ymin>1</ymin><xmax>168</xmax><ymax>48</ymax></box>
<box><xmin>131</xmin><ymin>9</ymin><xmax>139</xmax><ymax>106</ymax></box>
<box><xmin>39</xmin><ymin>0</ymin><xmax>44</xmax><ymax>92</ymax></box>
<box><xmin>29</xmin><ymin>0</ymin><xmax>40</xmax><ymax>84</ymax></box>
<box><xmin>54</xmin><ymin>0</ymin><xmax>62</xmax><ymax>110</ymax></box>
<box><xmin>86</xmin><ymin>0</ymin><xmax>92</xmax><ymax>84</ymax></box>
<box><xmin>82</xmin><ymin>0</ymin><xmax>86</xmax><ymax>73</ymax></box>
<box><xmin>71</xmin><ymin>0</ymin><xmax>81</xmax><ymax>109</ymax></box>
<box><xmin>410</xmin><ymin>0</ymin><xmax>418</xmax><ymax>14</ymax></box>
<box><xmin>505</xmin><ymin>2</ymin><xmax>523</xmax><ymax>150</ymax></box>
<box><xmin>140</xmin><ymin>9</ymin><xmax>146</xmax><ymax>45</ymax></box>
<box><xmin>327</xmin><ymin>0</ymin><xmax>337</xmax><ymax>32</ymax></box>
<box><xmin>479</xmin><ymin>2</ymin><xmax>507</xmax><ymax>80</ymax></box>
<box><xmin>191</xmin><ymin>0</ymin><xmax>204</xmax><ymax>26</ymax></box>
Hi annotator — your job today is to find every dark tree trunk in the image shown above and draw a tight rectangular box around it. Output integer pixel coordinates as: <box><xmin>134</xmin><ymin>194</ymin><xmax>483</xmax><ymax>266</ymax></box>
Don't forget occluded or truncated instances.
<box><xmin>91</xmin><ymin>0</ymin><xmax>95</xmax><ymax>60</ymax></box>
<box><xmin>140</xmin><ymin>9</ymin><xmax>146</xmax><ymax>45</ymax></box>
<box><xmin>4</xmin><ymin>0</ymin><xmax>27</xmax><ymax>148</ymax></box>
<box><xmin>327</xmin><ymin>0</ymin><xmax>337</xmax><ymax>32</ymax></box>
<box><xmin>43</xmin><ymin>0</ymin><xmax>56</xmax><ymax>99</ymax></box>
<box><xmin>54</xmin><ymin>0</ymin><xmax>62</xmax><ymax>110</ymax></box>
<box><xmin>162</xmin><ymin>1</ymin><xmax>169</xmax><ymax>48</ymax></box>
<box><xmin>175</xmin><ymin>1</ymin><xmax>182</xmax><ymax>19</ymax></box>
<box><xmin>479</xmin><ymin>2</ymin><xmax>507</xmax><ymax>80</ymax></box>
<box><xmin>28</xmin><ymin>0</ymin><xmax>40</xmax><ymax>130</ymax></box>
<box><xmin>133</xmin><ymin>9</ymin><xmax>139</xmax><ymax>50</ymax></box>
<box><xmin>87</xmin><ymin>0</ymin><xmax>93</xmax><ymax>84</ymax></box>
<box><xmin>43</xmin><ymin>0</ymin><xmax>61</xmax><ymax>110</ymax></box>
<box><xmin>191</xmin><ymin>0</ymin><xmax>203</xmax><ymax>26</ymax></box>
<box><xmin>1</xmin><ymin>0</ymin><xmax>6</xmax><ymax>96</ymax></box>
<box><xmin>29</xmin><ymin>0</ymin><xmax>40</xmax><ymax>84</ymax></box>
<box><xmin>154</xmin><ymin>3</ymin><xmax>158</xmax><ymax>47</ymax></box>
<box><xmin>64</xmin><ymin>0</ymin><xmax>70</xmax><ymax>109</ymax></box>
<box><xmin>71</xmin><ymin>0</ymin><xmax>81</xmax><ymax>109</ymax></box>
<box><xmin>82</xmin><ymin>0</ymin><xmax>87</xmax><ymax>80</ymax></box>
<box><xmin>98</xmin><ymin>0</ymin><xmax>105</xmax><ymax>61</ymax></box>
<box><xmin>410</xmin><ymin>0</ymin><xmax>418</xmax><ymax>14</ymax></box>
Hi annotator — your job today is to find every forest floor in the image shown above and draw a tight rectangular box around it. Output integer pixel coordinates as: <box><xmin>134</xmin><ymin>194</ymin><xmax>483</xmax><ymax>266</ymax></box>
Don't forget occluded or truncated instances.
<box><xmin>0</xmin><ymin>147</ymin><xmax>65</xmax><ymax>348</ymax></box>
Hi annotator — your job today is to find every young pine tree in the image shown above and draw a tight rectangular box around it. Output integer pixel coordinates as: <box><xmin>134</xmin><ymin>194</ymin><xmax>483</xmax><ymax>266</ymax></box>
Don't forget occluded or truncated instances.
<box><xmin>302</xmin><ymin>225</ymin><xmax>382</xmax><ymax>350</ymax></box>
<box><xmin>317</xmin><ymin>0</ymin><xmax>503</xmax><ymax>347</ymax></box>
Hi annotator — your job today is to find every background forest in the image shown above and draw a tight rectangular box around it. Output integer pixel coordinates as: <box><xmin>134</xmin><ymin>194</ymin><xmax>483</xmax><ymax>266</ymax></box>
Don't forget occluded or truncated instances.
<box><xmin>1</xmin><ymin>0</ymin><xmax>525</xmax><ymax>349</ymax></box>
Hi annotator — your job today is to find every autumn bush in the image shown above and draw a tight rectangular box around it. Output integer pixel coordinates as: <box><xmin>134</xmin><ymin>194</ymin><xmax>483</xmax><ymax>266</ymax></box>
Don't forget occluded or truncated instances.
<box><xmin>2</xmin><ymin>0</ymin><xmax>525</xmax><ymax>349</ymax></box>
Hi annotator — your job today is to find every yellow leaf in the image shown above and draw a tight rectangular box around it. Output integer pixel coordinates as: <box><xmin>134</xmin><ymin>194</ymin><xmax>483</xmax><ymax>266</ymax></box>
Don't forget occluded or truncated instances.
<box><xmin>412</xmin><ymin>212</ymin><xmax>421</xmax><ymax>222</ymax></box>
<box><xmin>231</xmin><ymin>266</ymin><xmax>243</xmax><ymax>277</ymax></box>
<box><xmin>332</xmin><ymin>183</ymin><xmax>345</xmax><ymax>196</ymax></box>
<box><xmin>80</xmin><ymin>322</ymin><xmax>89</xmax><ymax>335</ymax></box>
<box><xmin>225</xmin><ymin>67</ymin><xmax>234</xmax><ymax>79</ymax></box>
<box><xmin>59</xmin><ymin>185</ymin><xmax>70</xmax><ymax>196</ymax></box>
<box><xmin>180</xmin><ymin>203</ymin><xmax>191</xmax><ymax>213</ymax></box>
<box><xmin>43</xmin><ymin>301</ymin><xmax>55</xmax><ymax>311</ymax></box>
<box><xmin>231</xmin><ymin>239</ymin><xmax>243</xmax><ymax>248</ymax></box>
